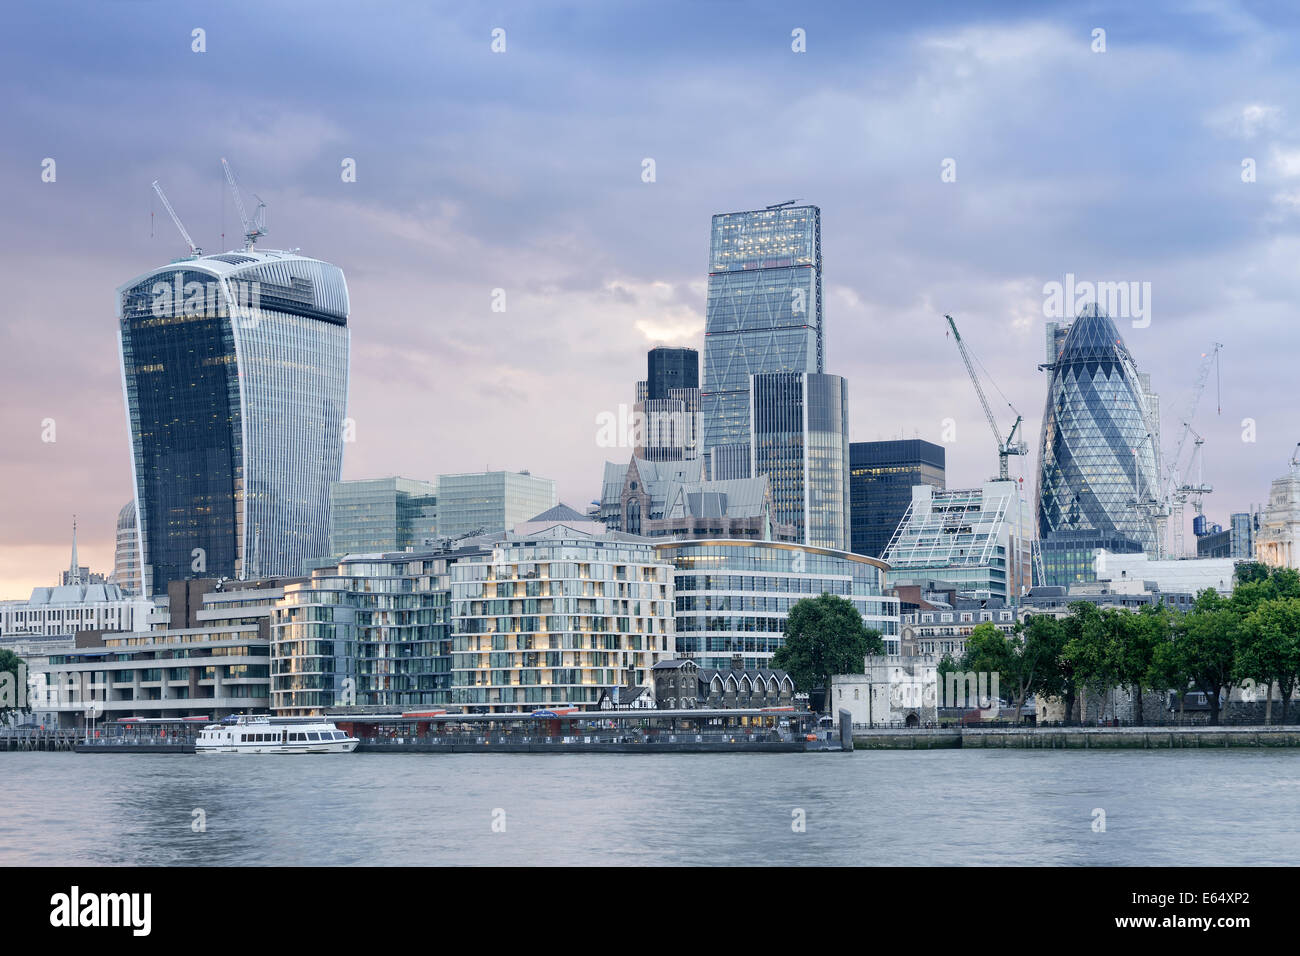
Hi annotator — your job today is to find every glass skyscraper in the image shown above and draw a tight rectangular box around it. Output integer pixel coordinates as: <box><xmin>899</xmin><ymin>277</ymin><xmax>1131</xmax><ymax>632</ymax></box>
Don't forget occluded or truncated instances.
<box><xmin>117</xmin><ymin>250</ymin><xmax>350</xmax><ymax>595</ymax></box>
<box><xmin>750</xmin><ymin>371</ymin><xmax>849</xmax><ymax>550</ymax></box>
<box><xmin>702</xmin><ymin>204</ymin><xmax>822</xmax><ymax>478</ymax></box>
<box><xmin>1037</xmin><ymin>305</ymin><xmax>1160</xmax><ymax>587</ymax></box>
<box><xmin>849</xmin><ymin>440</ymin><xmax>946</xmax><ymax>559</ymax></box>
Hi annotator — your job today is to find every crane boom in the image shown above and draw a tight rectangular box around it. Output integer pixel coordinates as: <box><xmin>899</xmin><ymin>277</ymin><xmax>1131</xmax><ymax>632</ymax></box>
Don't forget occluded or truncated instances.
<box><xmin>221</xmin><ymin>157</ymin><xmax>266</xmax><ymax>250</ymax></box>
<box><xmin>150</xmin><ymin>180</ymin><xmax>200</xmax><ymax>256</ymax></box>
<box><xmin>945</xmin><ymin>314</ymin><xmax>1026</xmax><ymax>480</ymax></box>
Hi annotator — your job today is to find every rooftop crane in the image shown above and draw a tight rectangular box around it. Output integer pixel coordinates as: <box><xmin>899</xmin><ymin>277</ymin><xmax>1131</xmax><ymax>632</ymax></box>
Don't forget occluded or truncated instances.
<box><xmin>221</xmin><ymin>157</ymin><xmax>266</xmax><ymax>251</ymax></box>
<box><xmin>1160</xmin><ymin>343</ymin><xmax>1222</xmax><ymax>556</ymax></box>
<box><xmin>150</xmin><ymin>180</ymin><xmax>201</xmax><ymax>257</ymax></box>
<box><xmin>944</xmin><ymin>314</ymin><xmax>1027</xmax><ymax>480</ymax></box>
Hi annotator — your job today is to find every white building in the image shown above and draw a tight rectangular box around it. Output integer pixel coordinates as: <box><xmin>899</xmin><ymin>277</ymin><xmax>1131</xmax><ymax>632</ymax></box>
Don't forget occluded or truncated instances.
<box><xmin>830</xmin><ymin>654</ymin><xmax>938</xmax><ymax>728</ymax></box>
<box><xmin>1256</xmin><ymin>457</ymin><xmax>1300</xmax><ymax>570</ymax></box>
<box><xmin>1</xmin><ymin>583</ymin><xmax>154</xmax><ymax>638</ymax></box>
<box><xmin>1094</xmin><ymin>551</ymin><xmax>1236</xmax><ymax>595</ymax></box>
<box><xmin>882</xmin><ymin>480</ymin><xmax>1034</xmax><ymax>603</ymax></box>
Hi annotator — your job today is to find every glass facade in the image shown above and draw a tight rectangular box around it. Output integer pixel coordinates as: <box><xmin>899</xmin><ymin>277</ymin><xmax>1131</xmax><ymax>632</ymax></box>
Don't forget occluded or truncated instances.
<box><xmin>1037</xmin><ymin>306</ymin><xmax>1159</xmax><ymax>587</ymax></box>
<box><xmin>436</xmin><ymin>471</ymin><xmax>557</xmax><ymax>538</ymax></box>
<box><xmin>750</xmin><ymin>372</ymin><xmax>849</xmax><ymax>550</ymax></box>
<box><xmin>450</xmin><ymin>536</ymin><xmax>676</xmax><ymax>711</ymax></box>
<box><xmin>656</xmin><ymin>540</ymin><xmax>899</xmax><ymax>670</ymax></box>
<box><xmin>646</xmin><ymin>346</ymin><xmax>698</xmax><ymax>401</ymax></box>
<box><xmin>849</xmin><ymin>440</ymin><xmax>946</xmax><ymax>559</ymax></box>
<box><xmin>329</xmin><ymin>477</ymin><xmax>438</xmax><ymax>557</ymax></box>
<box><xmin>272</xmin><ymin>547</ymin><xmax>483</xmax><ymax>715</ymax></box>
<box><xmin>118</xmin><ymin>252</ymin><xmax>349</xmax><ymax>595</ymax></box>
<box><xmin>701</xmin><ymin>205</ymin><xmax>822</xmax><ymax>473</ymax></box>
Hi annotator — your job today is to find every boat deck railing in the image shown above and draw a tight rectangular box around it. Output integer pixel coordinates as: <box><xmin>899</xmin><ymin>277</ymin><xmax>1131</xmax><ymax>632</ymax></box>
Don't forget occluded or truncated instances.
<box><xmin>359</xmin><ymin>730</ymin><xmax>829</xmax><ymax>747</ymax></box>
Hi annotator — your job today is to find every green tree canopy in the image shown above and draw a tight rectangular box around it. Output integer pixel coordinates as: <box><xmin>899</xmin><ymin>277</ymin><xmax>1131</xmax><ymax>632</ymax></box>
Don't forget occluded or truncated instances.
<box><xmin>772</xmin><ymin>593</ymin><xmax>883</xmax><ymax>707</ymax></box>
<box><xmin>0</xmin><ymin>648</ymin><xmax>29</xmax><ymax>724</ymax></box>
<box><xmin>1236</xmin><ymin>597</ymin><xmax>1300</xmax><ymax>724</ymax></box>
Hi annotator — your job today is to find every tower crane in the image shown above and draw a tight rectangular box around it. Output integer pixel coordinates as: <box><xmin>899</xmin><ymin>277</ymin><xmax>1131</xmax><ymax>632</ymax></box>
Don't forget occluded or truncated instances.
<box><xmin>1160</xmin><ymin>343</ymin><xmax>1222</xmax><ymax>557</ymax></box>
<box><xmin>150</xmin><ymin>180</ymin><xmax>201</xmax><ymax>257</ymax></box>
<box><xmin>944</xmin><ymin>314</ymin><xmax>1027</xmax><ymax>480</ymax></box>
<box><xmin>221</xmin><ymin>157</ymin><xmax>267</xmax><ymax>251</ymax></box>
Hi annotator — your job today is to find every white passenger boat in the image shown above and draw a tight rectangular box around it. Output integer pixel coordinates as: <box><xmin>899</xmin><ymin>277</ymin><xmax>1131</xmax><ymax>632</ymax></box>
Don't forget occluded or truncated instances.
<box><xmin>196</xmin><ymin>714</ymin><xmax>358</xmax><ymax>754</ymax></box>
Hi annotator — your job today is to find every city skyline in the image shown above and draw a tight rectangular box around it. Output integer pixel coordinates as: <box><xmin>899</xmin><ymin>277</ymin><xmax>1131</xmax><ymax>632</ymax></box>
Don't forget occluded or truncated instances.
<box><xmin>4</xmin><ymin>1</ymin><xmax>1299</xmax><ymax>596</ymax></box>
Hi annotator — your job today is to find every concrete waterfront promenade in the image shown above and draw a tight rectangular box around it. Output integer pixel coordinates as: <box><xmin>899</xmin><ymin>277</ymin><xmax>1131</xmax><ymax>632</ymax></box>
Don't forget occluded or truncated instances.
<box><xmin>853</xmin><ymin>726</ymin><xmax>1300</xmax><ymax>749</ymax></box>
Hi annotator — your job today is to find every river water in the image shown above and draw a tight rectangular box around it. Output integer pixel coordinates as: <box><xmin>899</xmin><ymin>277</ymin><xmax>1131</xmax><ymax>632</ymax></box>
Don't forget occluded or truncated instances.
<box><xmin>2</xmin><ymin>750</ymin><xmax>1296</xmax><ymax>866</ymax></box>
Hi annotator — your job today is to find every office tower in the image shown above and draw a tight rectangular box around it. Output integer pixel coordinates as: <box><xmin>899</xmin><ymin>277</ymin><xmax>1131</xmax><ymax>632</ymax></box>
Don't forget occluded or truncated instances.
<box><xmin>646</xmin><ymin>347</ymin><xmax>699</xmax><ymax>400</ymax></box>
<box><xmin>329</xmin><ymin>477</ymin><xmax>438</xmax><ymax>556</ymax></box>
<box><xmin>631</xmin><ymin>348</ymin><xmax>701</xmax><ymax>463</ymax></box>
<box><xmin>656</xmin><ymin>539</ymin><xmax>900</xmax><ymax>670</ymax></box>
<box><xmin>849</xmin><ymin>440</ymin><xmax>947</xmax><ymax>559</ymax></box>
<box><xmin>118</xmin><ymin>250</ymin><xmax>349</xmax><ymax>595</ymax></box>
<box><xmin>702</xmin><ymin>204</ymin><xmax>822</xmax><ymax>478</ymax></box>
<box><xmin>110</xmin><ymin>500</ymin><xmax>142</xmax><ymax>595</ymax></box>
<box><xmin>435</xmin><ymin>470</ymin><xmax>557</xmax><ymax>538</ymax></box>
<box><xmin>750</xmin><ymin>371</ymin><xmax>849</xmax><ymax>550</ymax></box>
<box><xmin>1037</xmin><ymin>305</ymin><xmax>1159</xmax><ymax>587</ymax></box>
<box><xmin>882</xmin><ymin>480</ymin><xmax>1034</xmax><ymax>604</ymax></box>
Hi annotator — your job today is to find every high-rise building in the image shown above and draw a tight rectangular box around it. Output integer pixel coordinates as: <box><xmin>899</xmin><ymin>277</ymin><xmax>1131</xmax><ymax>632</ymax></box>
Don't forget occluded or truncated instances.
<box><xmin>329</xmin><ymin>477</ymin><xmax>438</xmax><ymax>557</ymax></box>
<box><xmin>750</xmin><ymin>371</ymin><xmax>849</xmax><ymax>550</ymax></box>
<box><xmin>702</xmin><ymin>204</ymin><xmax>822</xmax><ymax>478</ymax></box>
<box><xmin>646</xmin><ymin>346</ymin><xmax>699</xmax><ymax>400</ymax></box>
<box><xmin>118</xmin><ymin>250</ymin><xmax>350</xmax><ymax>595</ymax></box>
<box><xmin>110</xmin><ymin>501</ymin><xmax>142</xmax><ymax>595</ymax></box>
<box><xmin>435</xmin><ymin>470</ymin><xmax>557</xmax><ymax>539</ymax></box>
<box><xmin>882</xmin><ymin>481</ymin><xmax>1035</xmax><ymax>604</ymax></box>
<box><xmin>849</xmin><ymin>440</ymin><xmax>947</xmax><ymax>559</ymax></box>
<box><xmin>1037</xmin><ymin>305</ymin><xmax>1160</xmax><ymax>588</ymax></box>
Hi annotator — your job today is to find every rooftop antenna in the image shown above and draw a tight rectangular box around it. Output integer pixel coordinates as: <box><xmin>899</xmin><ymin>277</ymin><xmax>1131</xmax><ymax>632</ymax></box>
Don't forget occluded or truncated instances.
<box><xmin>151</xmin><ymin>180</ymin><xmax>202</xmax><ymax>256</ymax></box>
<box><xmin>766</xmin><ymin>199</ymin><xmax>799</xmax><ymax>209</ymax></box>
<box><xmin>221</xmin><ymin>157</ymin><xmax>267</xmax><ymax>251</ymax></box>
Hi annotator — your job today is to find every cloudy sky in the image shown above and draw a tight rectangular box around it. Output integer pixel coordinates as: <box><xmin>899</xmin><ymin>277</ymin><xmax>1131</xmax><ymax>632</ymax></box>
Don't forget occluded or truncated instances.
<box><xmin>1</xmin><ymin>0</ymin><xmax>1297</xmax><ymax>597</ymax></box>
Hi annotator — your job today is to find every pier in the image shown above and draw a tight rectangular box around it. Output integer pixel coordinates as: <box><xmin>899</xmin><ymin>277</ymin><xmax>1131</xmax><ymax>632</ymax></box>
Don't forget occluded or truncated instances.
<box><xmin>853</xmin><ymin>725</ymin><xmax>1300</xmax><ymax>749</ymax></box>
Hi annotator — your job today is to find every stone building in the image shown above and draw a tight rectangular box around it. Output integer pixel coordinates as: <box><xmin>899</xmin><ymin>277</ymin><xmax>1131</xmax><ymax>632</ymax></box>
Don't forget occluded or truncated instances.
<box><xmin>651</xmin><ymin>657</ymin><xmax>795</xmax><ymax>709</ymax></box>
<box><xmin>830</xmin><ymin>654</ymin><xmax>938</xmax><ymax>728</ymax></box>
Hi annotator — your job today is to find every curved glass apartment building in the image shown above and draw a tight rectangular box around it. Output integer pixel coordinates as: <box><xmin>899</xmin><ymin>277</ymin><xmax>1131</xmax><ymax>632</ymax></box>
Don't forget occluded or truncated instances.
<box><xmin>656</xmin><ymin>540</ymin><xmax>899</xmax><ymax>670</ymax></box>
<box><xmin>1037</xmin><ymin>305</ymin><xmax>1160</xmax><ymax>586</ymax></box>
<box><xmin>117</xmin><ymin>251</ymin><xmax>350</xmax><ymax>594</ymax></box>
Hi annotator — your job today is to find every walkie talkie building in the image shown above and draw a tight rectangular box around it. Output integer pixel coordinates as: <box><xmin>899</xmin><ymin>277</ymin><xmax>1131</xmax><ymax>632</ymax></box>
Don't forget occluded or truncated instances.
<box><xmin>117</xmin><ymin>250</ymin><xmax>350</xmax><ymax>595</ymax></box>
<box><xmin>1037</xmin><ymin>305</ymin><xmax>1160</xmax><ymax>587</ymax></box>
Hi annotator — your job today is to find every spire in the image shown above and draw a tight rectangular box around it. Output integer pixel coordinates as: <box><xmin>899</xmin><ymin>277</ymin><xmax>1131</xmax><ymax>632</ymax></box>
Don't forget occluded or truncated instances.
<box><xmin>68</xmin><ymin>515</ymin><xmax>81</xmax><ymax>585</ymax></box>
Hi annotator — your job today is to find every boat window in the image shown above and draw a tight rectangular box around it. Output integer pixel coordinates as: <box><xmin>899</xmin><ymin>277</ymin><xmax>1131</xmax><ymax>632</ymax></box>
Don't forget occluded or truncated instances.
<box><xmin>307</xmin><ymin>732</ymin><xmax>320</xmax><ymax>741</ymax></box>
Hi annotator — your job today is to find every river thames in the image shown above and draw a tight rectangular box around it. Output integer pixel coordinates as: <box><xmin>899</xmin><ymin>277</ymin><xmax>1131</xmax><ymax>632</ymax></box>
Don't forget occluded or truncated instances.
<box><xmin>3</xmin><ymin>750</ymin><xmax>1297</xmax><ymax>866</ymax></box>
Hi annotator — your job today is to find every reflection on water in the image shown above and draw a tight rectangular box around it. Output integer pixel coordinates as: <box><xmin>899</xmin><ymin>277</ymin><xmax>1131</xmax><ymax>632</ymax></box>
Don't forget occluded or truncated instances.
<box><xmin>2</xmin><ymin>750</ymin><xmax>1296</xmax><ymax>866</ymax></box>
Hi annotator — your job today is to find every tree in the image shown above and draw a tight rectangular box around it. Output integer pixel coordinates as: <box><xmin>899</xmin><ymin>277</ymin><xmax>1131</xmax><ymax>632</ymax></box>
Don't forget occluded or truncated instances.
<box><xmin>772</xmin><ymin>593</ymin><xmax>883</xmax><ymax>710</ymax></box>
<box><xmin>960</xmin><ymin>620</ymin><xmax>1056</xmax><ymax>725</ymax></box>
<box><xmin>1063</xmin><ymin>605</ymin><xmax>1123</xmax><ymax>722</ymax></box>
<box><xmin>1117</xmin><ymin>604</ymin><xmax>1169</xmax><ymax>726</ymax></box>
<box><xmin>1172</xmin><ymin>590</ymin><xmax>1240</xmax><ymax>725</ymax></box>
<box><xmin>0</xmin><ymin>648</ymin><xmax>30</xmax><ymax>725</ymax></box>
<box><xmin>1236</xmin><ymin>597</ymin><xmax>1300</xmax><ymax>724</ymax></box>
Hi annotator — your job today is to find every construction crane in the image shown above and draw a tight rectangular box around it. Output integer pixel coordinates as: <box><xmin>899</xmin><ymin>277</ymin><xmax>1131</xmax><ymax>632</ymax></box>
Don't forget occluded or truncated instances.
<box><xmin>944</xmin><ymin>314</ymin><xmax>1027</xmax><ymax>480</ymax></box>
<box><xmin>221</xmin><ymin>157</ymin><xmax>267</xmax><ymax>251</ymax></box>
<box><xmin>1159</xmin><ymin>343</ymin><xmax>1222</xmax><ymax>556</ymax></box>
<box><xmin>150</xmin><ymin>180</ymin><xmax>201</xmax><ymax>257</ymax></box>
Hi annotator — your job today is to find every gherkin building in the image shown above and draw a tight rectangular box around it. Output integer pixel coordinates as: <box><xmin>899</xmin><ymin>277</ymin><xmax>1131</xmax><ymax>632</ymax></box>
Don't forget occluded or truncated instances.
<box><xmin>1037</xmin><ymin>305</ymin><xmax>1160</xmax><ymax>587</ymax></box>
